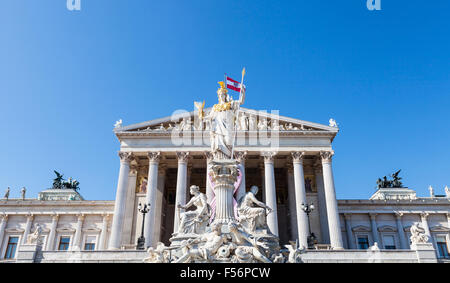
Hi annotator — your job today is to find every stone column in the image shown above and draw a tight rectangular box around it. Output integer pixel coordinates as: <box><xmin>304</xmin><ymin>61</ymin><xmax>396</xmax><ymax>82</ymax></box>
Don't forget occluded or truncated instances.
<box><xmin>45</xmin><ymin>214</ymin><xmax>59</xmax><ymax>251</ymax></box>
<box><xmin>291</xmin><ymin>152</ymin><xmax>309</xmax><ymax>249</ymax></box>
<box><xmin>145</xmin><ymin>152</ymin><xmax>161</xmax><ymax>248</ymax></box>
<box><xmin>314</xmin><ymin>162</ymin><xmax>330</xmax><ymax>244</ymax></box>
<box><xmin>259</xmin><ymin>163</ymin><xmax>266</xmax><ymax>202</ymax></box>
<box><xmin>344</xmin><ymin>214</ymin><xmax>356</xmax><ymax>249</ymax></box>
<box><xmin>421</xmin><ymin>213</ymin><xmax>433</xmax><ymax>249</ymax></box>
<box><xmin>235</xmin><ymin>151</ymin><xmax>248</xmax><ymax>202</ymax></box>
<box><xmin>153</xmin><ymin>164</ymin><xmax>166</xmax><ymax>245</ymax></box>
<box><xmin>369</xmin><ymin>213</ymin><xmax>380</xmax><ymax>245</ymax></box>
<box><xmin>122</xmin><ymin>164</ymin><xmax>138</xmax><ymax>246</ymax></box>
<box><xmin>71</xmin><ymin>214</ymin><xmax>85</xmax><ymax>251</ymax></box>
<box><xmin>98</xmin><ymin>214</ymin><xmax>110</xmax><ymax>250</ymax></box>
<box><xmin>286</xmin><ymin>164</ymin><xmax>298</xmax><ymax>241</ymax></box>
<box><xmin>320</xmin><ymin>151</ymin><xmax>344</xmax><ymax>250</ymax></box>
<box><xmin>262</xmin><ymin>151</ymin><xmax>278</xmax><ymax>236</ymax></box>
<box><xmin>0</xmin><ymin>215</ymin><xmax>8</xmax><ymax>249</ymax></box>
<box><xmin>109</xmin><ymin>151</ymin><xmax>134</xmax><ymax>250</ymax></box>
<box><xmin>174</xmin><ymin>152</ymin><xmax>190</xmax><ymax>233</ymax></box>
<box><xmin>204</xmin><ymin>151</ymin><xmax>214</xmax><ymax>204</ymax></box>
<box><xmin>22</xmin><ymin>214</ymin><xmax>34</xmax><ymax>244</ymax></box>
<box><xmin>395</xmin><ymin>212</ymin><xmax>408</xmax><ymax>249</ymax></box>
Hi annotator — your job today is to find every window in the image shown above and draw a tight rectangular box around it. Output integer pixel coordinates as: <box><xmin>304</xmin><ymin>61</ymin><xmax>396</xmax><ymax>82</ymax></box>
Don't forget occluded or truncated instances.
<box><xmin>84</xmin><ymin>236</ymin><xmax>96</xmax><ymax>251</ymax></box>
<box><xmin>383</xmin><ymin>235</ymin><xmax>396</xmax><ymax>249</ymax></box>
<box><xmin>58</xmin><ymin>237</ymin><xmax>71</xmax><ymax>251</ymax></box>
<box><xmin>436</xmin><ymin>236</ymin><xmax>449</xmax><ymax>259</ymax></box>
<box><xmin>4</xmin><ymin>237</ymin><xmax>19</xmax><ymax>259</ymax></box>
<box><xmin>357</xmin><ymin>235</ymin><xmax>370</xmax><ymax>250</ymax></box>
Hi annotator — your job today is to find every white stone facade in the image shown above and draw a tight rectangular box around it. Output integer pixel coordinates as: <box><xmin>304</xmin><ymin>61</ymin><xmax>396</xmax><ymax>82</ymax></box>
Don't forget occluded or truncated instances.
<box><xmin>0</xmin><ymin>108</ymin><xmax>449</xmax><ymax>263</ymax></box>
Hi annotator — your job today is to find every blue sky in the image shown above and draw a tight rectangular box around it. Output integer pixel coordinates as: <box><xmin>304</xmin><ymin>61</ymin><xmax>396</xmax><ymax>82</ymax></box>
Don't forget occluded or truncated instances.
<box><xmin>0</xmin><ymin>1</ymin><xmax>449</xmax><ymax>201</ymax></box>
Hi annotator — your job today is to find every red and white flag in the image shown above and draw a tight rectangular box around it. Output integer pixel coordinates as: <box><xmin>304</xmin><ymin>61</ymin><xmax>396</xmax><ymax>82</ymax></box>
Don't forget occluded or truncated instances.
<box><xmin>226</xmin><ymin>76</ymin><xmax>245</xmax><ymax>93</ymax></box>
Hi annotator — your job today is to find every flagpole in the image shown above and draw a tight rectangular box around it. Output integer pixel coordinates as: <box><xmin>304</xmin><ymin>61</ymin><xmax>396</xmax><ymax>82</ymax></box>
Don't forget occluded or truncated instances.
<box><xmin>231</xmin><ymin>67</ymin><xmax>245</xmax><ymax>160</ymax></box>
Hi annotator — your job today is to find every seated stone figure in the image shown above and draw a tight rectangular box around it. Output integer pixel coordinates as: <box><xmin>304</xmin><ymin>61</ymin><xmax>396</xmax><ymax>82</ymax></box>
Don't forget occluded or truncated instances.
<box><xmin>174</xmin><ymin>223</ymin><xmax>226</xmax><ymax>263</ymax></box>
<box><xmin>410</xmin><ymin>222</ymin><xmax>429</xmax><ymax>244</ymax></box>
<box><xmin>237</xmin><ymin>185</ymin><xmax>272</xmax><ymax>233</ymax></box>
<box><xmin>176</xmin><ymin>185</ymin><xmax>209</xmax><ymax>235</ymax></box>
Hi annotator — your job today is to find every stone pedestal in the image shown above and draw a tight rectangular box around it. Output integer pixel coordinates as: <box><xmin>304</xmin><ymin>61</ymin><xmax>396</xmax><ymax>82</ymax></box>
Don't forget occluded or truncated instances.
<box><xmin>210</xmin><ymin>159</ymin><xmax>238</xmax><ymax>225</ymax></box>
<box><xmin>411</xmin><ymin>243</ymin><xmax>438</xmax><ymax>263</ymax></box>
<box><xmin>16</xmin><ymin>244</ymin><xmax>40</xmax><ymax>263</ymax></box>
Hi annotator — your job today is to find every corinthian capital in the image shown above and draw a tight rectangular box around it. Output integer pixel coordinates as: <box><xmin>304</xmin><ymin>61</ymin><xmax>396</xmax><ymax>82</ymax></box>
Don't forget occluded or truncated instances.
<box><xmin>320</xmin><ymin>151</ymin><xmax>334</xmax><ymax>163</ymax></box>
<box><xmin>261</xmin><ymin>151</ymin><xmax>277</xmax><ymax>163</ymax></box>
<box><xmin>204</xmin><ymin>151</ymin><xmax>214</xmax><ymax>162</ymax></box>
<box><xmin>147</xmin><ymin>151</ymin><xmax>161</xmax><ymax>163</ymax></box>
<box><xmin>118</xmin><ymin>152</ymin><xmax>135</xmax><ymax>163</ymax></box>
<box><xmin>291</xmin><ymin>151</ymin><xmax>305</xmax><ymax>163</ymax></box>
<box><xmin>176</xmin><ymin>151</ymin><xmax>190</xmax><ymax>163</ymax></box>
<box><xmin>234</xmin><ymin>151</ymin><xmax>248</xmax><ymax>162</ymax></box>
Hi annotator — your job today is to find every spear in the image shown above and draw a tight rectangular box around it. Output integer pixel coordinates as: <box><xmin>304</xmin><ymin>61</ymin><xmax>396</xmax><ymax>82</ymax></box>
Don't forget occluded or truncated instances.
<box><xmin>231</xmin><ymin>67</ymin><xmax>246</xmax><ymax>159</ymax></box>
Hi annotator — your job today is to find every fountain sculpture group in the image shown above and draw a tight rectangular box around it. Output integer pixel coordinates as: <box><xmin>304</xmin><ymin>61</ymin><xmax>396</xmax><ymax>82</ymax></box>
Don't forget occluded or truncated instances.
<box><xmin>143</xmin><ymin>79</ymin><xmax>303</xmax><ymax>263</ymax></box>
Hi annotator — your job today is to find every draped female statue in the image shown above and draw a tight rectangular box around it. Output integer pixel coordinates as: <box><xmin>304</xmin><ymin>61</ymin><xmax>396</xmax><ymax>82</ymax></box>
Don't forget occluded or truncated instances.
<box><xmin>176</xmin><ymin>185</ymin><xmax>209</xmax><ymax>235</ymax></box>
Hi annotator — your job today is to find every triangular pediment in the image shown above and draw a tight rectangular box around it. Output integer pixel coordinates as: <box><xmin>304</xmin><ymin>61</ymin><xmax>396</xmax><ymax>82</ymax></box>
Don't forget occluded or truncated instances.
<box><xmin>115</xmin><ymin>107</ymin><xmax>338</xmax><ymax>134</ymax></box>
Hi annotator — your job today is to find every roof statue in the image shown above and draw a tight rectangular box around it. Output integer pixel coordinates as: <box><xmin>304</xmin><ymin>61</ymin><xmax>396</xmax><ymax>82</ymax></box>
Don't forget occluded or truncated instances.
<box><xmin>376</xmin><ymin>169</ymin><xmax>404</xmax><ymax>189</ymax></box>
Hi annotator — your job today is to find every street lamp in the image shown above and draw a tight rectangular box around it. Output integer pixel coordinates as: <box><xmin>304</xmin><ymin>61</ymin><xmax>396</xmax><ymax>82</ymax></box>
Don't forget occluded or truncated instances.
<box><xmin>136</xmin><ymin>202</ymin><xmax>150</xmax><ymax>250</ymax></box>
<box><xmin>301</xmin><ymin>202</ymin><xmax>316</xmax><ymax>249</ymax></box>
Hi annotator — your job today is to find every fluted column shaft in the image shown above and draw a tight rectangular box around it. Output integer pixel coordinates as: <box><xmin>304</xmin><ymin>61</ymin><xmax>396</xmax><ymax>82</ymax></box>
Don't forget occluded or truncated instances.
<box><xmin>46</xmin><ymin>215</ymin><xmax>59</xmax><ymax>251</ymax></box>
<box><xmin>286</xmin><ymin>166</ymin><xmax>298</xmax><ymax>241</ymax></box>
<box><xmin>153</xmin><ymin>165</ymin><xmax>166</xmax><ymax>245</ymax></box>
<box><xmin>370</xmin><ymin>213</ymin><xmax>380</xmax><ymax>245</ymax></box>
<box><xmin>174</xmin><ymin>152</ymin><xmax>189</xmax><ymax>232</ymax></box>
<box><xmin>344</xmin><ymin>214</ymin><xmax>356</xmax><ymax>249</ymax></box>
<box><xmin>235</xmin><ymin>151</ymin><xmax>248</xmax><ymax>202</ymax></box>
<box><xmin>292</xmin><ymin>152</ymin><xmax>309</xmax><ymax>248</ymax></box>
<box><xmin>145</xmin><ymin>152</ymin><xmax>161</xmax><ymax>248</ymax></box>
<box><xmin>320</xmin><ymin>151</ymin><xmax>344</xmax><ymax>249</ymax></box>
<box><xmin>263</xmin><ymin>152</ymin><xmax>278</xmax><ymax>236</ymax></box>
<box><xmin>395</xmin><ymin>213</ymin><xmax>408</xmax><ymax>249</ymax></box>
<box><xmin>72</xmin><ymin>214</ymin><xmax>85</xmax><ymax>251</ymax></box>
<box><xmin>315</xmin><ymin>164</ymin><xmax>330</xmax><ymax>244</ymax></box>
<box><xmin>109</xmin><ymin>152</ymin><xmax>134</xmax><ymax>250</ymax></box>
<box><xmin>22</xmin><ymin>214</ymin><xmax>33</xmax><ymax>244</ymax></box>
<box><xmin>204</xmin><ymin>151</ymin><xmax>214</xmax><ymax>204</ymax></box>
<box><xmin>0</xmin><ymin>215</ymin><xmax>8</xmax><ymax>249</ymax></box>
<box><xmin>98</xmin><ymin>214</ymin><xmax>110</xmax><ymax>250</ymax></box>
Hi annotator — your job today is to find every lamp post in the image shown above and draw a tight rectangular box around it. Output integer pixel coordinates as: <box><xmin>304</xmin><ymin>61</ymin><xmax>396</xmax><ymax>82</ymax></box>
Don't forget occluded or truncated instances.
<box><xmin>137</xmin><ymin>202</ymin><xmax>150</xmax><ymax>250</ymax></box>
<box><xmin>301</xmin><ymin>202</ymin><xmax>316</xmax><ymax>249</ymax></box>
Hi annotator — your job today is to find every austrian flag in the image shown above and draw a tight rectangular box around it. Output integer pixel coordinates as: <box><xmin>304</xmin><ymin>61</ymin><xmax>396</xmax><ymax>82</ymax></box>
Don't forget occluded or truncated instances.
<box><xmin>226</xmin><ymin>76</ymin><xmax>246</xmax><ymax>92</ymax></box>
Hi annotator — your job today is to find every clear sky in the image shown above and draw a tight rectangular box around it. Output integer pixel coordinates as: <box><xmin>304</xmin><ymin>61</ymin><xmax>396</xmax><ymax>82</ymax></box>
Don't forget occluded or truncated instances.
<box><xmin>0</xmin><ymin>1</ymin><xmax>449</xmax><ymax>201</ymax></box>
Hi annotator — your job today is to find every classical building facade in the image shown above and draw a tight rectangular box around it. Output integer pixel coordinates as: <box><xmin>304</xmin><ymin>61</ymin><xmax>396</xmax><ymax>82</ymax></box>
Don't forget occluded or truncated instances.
<box><xmin>0</xmin><ymin>108</ymin><xmax>449</xmax><ymax>262</ymax></box>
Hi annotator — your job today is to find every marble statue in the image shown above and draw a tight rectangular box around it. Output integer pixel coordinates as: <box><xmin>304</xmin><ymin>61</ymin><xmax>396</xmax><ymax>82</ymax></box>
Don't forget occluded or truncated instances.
<box><xmin>248</xmin><ymin>115</ymin><xmax>256</xmax><ymax>130</ymax></box>
<box><xmin>202</xmin><ymin>81</ymin><xmax>245</xmax><ymax>159</ymax></box>
<box><xmin>428</xmin><ymin>186</ymin><xmax>434</xmax><ymax>197</ymax></box>
<box><xmin>329</xmin><ymin>118</ymin><xmax>338</xmax><ymax>127</ymax></box>
<box><xmin>3</xmin><ymin>187</ymin><xmax>10</xmax><ymax>200</ymax></box>
<box><xmin>445</xmin><ymin>186</ymin><xmax>450</xmax><ymax>198</ymax></box>
<box><xmin>176</xmin><ymin>185</ymin><xmax>209</xmax><ymax>235</ymax></box>
<box><xmin>237</xmin><ymin>186</ymin><xmax>272</xmax><ymax>233</ymax></box>
<box><xmin>227</xmin><ymin>222</ymin><xmax>272</xmax><ymax>263</ymax></box>
<box><xmin>369</xmin><ymin>242</ymin><xmax>380</xmax><ymax>251</ymax></box>
<box><xmin>114</xmin><ymin>119</ymin><xmax>123</xmax><ymax>129</ymax></box>
<box><xmin>410</xmin><ymin>222</ymin><xmax>429</xmax><ymax>244</ymax></box>
<box><xmin>174</xmin><ymin>223</ymin><xmax>226</xmax><ymax>263</ymax></box>
<box><xmin>285</xmin><ymin>240</ymin><xmax>304</xmax><ymax>263</ymax></box>
<box><xmin>21</xmin><ymin>187</ymin><xmax>26</xmax><ymax>200</ymax></box>
<box><xmin>238</xmin><ymin>113</ymin><xmax>248</xmax><ymax>131</ymax></box>
<box><xmin>27</xmin><ymin>223</ymin><xmax>43</xmax><ymax>245</ymax></box>
<box><xmin>143</xmin><ymin>242</ymin><xmax>170</xmax><ymax>263</ymax></box>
